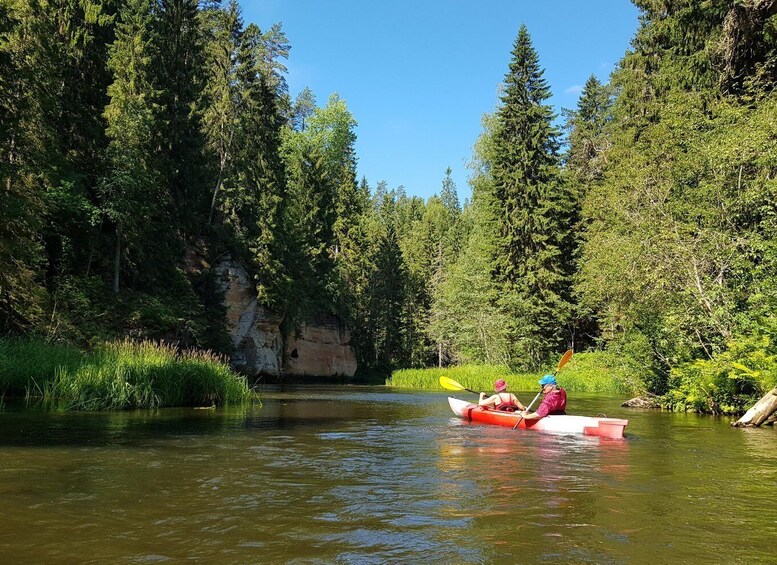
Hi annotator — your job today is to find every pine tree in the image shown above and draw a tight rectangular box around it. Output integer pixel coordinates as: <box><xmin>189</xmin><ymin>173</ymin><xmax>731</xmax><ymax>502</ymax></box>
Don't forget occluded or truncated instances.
<box><xmin>291</xmin><ymin>87</ymin><xmax>316</xmax><ymax>132</ymax></box>
<box><xmin>491</xmin><ymin>25</ymin><xmax>575</xmax><ymax>367</ymax></box>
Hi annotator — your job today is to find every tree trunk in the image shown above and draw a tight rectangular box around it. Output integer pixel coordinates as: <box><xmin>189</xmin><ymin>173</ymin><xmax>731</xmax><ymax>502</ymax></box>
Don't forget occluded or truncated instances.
<box><xmin>720</xmin><ymin>0</ymin><xmax>777</xmax><ymax>93</ymax></box>
<box><xmin>732</xmin><ymin>387</ymin><xmax>777</xmax><ymax>427</ymax></box>
<box><xmin>208</xmin><ymin>129</ymin><xmax>233</xmax><ymax>226</ymax></box>
<box><xmin>113</xmin><ymin>228</ymin><xmax>121</xmax><ymax>294</ymax></box>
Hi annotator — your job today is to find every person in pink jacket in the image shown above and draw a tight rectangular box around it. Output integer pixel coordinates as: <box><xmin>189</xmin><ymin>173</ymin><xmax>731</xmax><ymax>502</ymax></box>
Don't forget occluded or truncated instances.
<box><xmin>520</xmin><ymin>374</ymin><xmax>567</xmax><ymax>419</ymax></box>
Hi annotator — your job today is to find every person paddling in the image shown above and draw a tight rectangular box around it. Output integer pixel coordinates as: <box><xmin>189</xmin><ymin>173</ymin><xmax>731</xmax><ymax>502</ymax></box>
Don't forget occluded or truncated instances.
<box><xmin>479</xmin><ymin>379</ymin><xmax>526</xmax><ymax>412</ymax></box>
<box><xmin>520</xmin><ymin>374</ymin><xmax>567</xmax><ymax>420</ymax></box>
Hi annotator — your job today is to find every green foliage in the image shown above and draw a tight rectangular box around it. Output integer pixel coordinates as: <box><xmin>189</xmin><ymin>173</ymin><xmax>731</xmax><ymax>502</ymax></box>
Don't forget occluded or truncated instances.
<box><xmin>389</xmin><ymin>364</ymin><xmax>517</xmax><ymax>391</ymax></box>
<box><xmin>101</xmin><ymin>0</ymin><xmax>165</xmax><ymax>293</ymax></box>
<box><xmin>558</xmin><ymin>351</ymin><xmax>645</xmax><ymax>394</ymax></box>
<box><xmin>3</xmin><ymin>0</ymin><xmax>777</xmax><ymax>407</ymax></box>
<box><xmin>663</xmin><ymin>320</ymin><xmax>777</xmax><ymax>414</ymax></box>
<box><xmin>43</xmin><ymin>268</ymin><xmax>228</xmax><ymax>352</ymax></box>
<box><xmin>388</xmin><ymin>351</ymin><xmax>638</xmax><ymax>395</ymax></box>
<box><xmin>152</xmin><ymin>0</ymin><xmax>209</xmax><ymax>229</ymax></box>
<box><xmin>575</xmin><ymin>1</ymin><xmax>777</xmax><ymax>400</ymax></box>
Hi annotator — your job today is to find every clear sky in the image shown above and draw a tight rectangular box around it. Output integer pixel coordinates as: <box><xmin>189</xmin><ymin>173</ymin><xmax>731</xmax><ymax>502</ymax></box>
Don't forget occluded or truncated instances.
<box><xmin>240</xmin><ymin>1</ymin><xmax>641</xmax><ymax>201</ymax></box>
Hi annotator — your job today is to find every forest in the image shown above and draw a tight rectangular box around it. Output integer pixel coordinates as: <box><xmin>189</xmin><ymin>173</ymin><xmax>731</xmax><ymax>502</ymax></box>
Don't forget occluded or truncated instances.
<box><xmin>1</xmin><ymin>0</ymin><xmax>776</xmax><ymax>413</ymax></box>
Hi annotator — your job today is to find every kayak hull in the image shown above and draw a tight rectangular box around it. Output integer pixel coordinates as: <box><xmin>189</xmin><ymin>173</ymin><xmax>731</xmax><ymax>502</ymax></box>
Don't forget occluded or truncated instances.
<box><xmin>448</xmin><ymin>397</ymin><xmax>628</xmax><ymax>439</ymax></box>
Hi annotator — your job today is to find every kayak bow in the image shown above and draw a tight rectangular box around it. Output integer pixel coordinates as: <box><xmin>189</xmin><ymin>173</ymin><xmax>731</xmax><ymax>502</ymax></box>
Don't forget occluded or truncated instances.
<box><xmin>448</xmin><ymin>397</ymin><xmax>628</xmax><ymax>439</ymax></box>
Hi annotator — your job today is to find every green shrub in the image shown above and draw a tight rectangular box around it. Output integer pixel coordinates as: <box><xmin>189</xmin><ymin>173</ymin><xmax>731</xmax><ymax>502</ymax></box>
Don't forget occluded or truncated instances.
<box><xmin>663</xmin><ymin>330</ymin><xmax>777</xmax><ymax>414</ymax></box>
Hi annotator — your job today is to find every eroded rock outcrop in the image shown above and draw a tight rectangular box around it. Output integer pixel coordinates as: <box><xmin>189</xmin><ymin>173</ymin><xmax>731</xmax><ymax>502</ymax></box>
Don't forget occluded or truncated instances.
<box><xmin>216</xmin><ymin>259</ymin><xmax>356</xmax><ymax>378</ymax></box>
<box><xmin>284</xmin><ymin>320</ymin><xmax>357</xmax><ymax>377</ymax></box>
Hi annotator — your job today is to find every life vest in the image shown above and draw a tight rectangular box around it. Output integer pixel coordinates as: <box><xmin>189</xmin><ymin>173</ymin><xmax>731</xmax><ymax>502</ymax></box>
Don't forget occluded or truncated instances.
<box><xmin>494</xmin><ymin>392</ymin><xmax>519</xmax><ymax>412</ymax></box>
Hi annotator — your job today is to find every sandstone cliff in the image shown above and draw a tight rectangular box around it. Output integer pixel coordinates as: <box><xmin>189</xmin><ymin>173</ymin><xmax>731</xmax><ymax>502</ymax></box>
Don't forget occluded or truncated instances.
<box><xmin>216</xmin><ymin>259</ymin><xmax>357</xmax><ymax>378</ymax></box>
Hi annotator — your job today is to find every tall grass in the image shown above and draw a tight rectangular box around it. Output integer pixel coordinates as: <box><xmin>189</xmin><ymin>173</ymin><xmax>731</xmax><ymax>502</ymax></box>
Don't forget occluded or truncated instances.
<box><xmin>388</xmin><ymin>351</ymin><xmax>644</xmax><ymax>395</ymax></box>
<box><xmin>0</xmin><ymin>339</ymin><xmax>85</xmax><ymax>396</ymax></box>
<box><xmin>0</xmin><ymin>338</ymin><xmax>254</xmax><ymax>410</ymax></box>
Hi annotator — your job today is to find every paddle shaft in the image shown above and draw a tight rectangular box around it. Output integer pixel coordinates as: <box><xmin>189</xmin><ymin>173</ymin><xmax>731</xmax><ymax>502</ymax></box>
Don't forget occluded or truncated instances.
<box><xmin>512</xmin><ymin>390</ymin><xmax>542</xmax><ymax>430</ymax></box>
<box><xmin>512</xmin><ymin>349</ymin><xmax>573</xmax><ymax>430</ymax></box>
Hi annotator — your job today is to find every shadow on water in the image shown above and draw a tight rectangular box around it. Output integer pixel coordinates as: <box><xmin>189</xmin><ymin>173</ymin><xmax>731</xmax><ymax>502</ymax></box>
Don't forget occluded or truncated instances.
<box><xmin>0</xmin><ymin>385</ymin><xmax>428</xmax><ymax>448</ymax></box>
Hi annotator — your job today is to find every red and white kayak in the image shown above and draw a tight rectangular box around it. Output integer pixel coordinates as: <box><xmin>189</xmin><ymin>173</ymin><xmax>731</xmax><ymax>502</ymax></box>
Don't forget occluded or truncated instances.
<box><xmin>448</xmin><ymin>397</ymin><xmax>628</xmax><ymax>439</ymax></box>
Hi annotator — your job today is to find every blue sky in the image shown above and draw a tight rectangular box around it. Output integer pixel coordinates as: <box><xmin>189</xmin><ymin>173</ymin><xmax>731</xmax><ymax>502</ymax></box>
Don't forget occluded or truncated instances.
<box><xmin>240</xmin><ymin>1</ymin><xmax>641</xmax><ymax>201</ymax></box>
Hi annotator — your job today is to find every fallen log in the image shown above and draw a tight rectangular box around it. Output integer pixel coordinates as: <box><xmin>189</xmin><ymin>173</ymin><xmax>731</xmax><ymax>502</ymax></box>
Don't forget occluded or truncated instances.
<box><xmin>732</xmin><ymin>387</ymin><xmax>777</xmax><ymax>427</ymax></box>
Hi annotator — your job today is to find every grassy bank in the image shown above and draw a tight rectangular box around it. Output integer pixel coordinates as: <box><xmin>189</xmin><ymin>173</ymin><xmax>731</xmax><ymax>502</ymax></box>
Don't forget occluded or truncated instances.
<box><xmin>388</xmin><ymin>351</ymin><xmax>644</xmax><ymax>395</ymax></box>
<box><xmin>0</xmin><ymin>339</ymin><xmax>255</xmax><ymax>410</ymax></box>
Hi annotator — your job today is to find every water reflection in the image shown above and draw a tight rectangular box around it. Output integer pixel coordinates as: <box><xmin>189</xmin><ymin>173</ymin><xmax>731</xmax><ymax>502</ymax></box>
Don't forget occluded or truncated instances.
<box><xmin>0</xmin><ymin>388</ymin><xmax>775</xmax><ymax>563</ymax></box>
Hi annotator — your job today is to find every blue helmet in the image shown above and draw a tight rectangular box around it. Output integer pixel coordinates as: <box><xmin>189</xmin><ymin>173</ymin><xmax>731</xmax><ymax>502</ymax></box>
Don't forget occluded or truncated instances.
<box><xmin>538</xmin><ymin>374</ymin><xmax>557</xmax><ymax>386</ymax></box>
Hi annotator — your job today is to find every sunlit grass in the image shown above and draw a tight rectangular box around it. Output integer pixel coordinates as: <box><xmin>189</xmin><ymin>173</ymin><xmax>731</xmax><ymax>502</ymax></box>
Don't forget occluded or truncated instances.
<box><xmin>388</xmin><ymin>352</ymin><xmax>643</xmax><ymax>395</ymax></box>
<box><xmin>0</xmin><ymin>338</ymin><xmax>255</xmax><ymax>410</ymax></box>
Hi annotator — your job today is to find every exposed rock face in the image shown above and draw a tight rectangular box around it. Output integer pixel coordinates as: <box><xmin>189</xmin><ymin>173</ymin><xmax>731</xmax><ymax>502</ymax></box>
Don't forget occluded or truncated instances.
<box><xmin>284</xmin><ymin>320</ymin><xmax>358</xmax><ymax>377</ymax></box>
<box><xmin>217</xmin><ymin>260</ymin><xmax>283</xmax><ymax>375</ymax></box>
<box><xmin>216</xmin><ymin>259</ymin><xmax>356</xmax><ymax>378</ymax></box>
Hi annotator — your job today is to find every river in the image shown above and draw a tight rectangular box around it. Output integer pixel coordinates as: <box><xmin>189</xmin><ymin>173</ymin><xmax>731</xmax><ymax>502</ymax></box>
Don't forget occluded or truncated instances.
<box><xmin>1</xmin><ymin>386</ymin><xmax>774</xmax><ymax>563</ymax></box>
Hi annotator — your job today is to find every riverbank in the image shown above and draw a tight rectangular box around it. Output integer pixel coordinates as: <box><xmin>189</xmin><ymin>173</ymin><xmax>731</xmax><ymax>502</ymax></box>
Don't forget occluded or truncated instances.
<box><xmin>0</xmin><ymin>339</ymin><xmax>255</xmax><ymax>410</ymax></box>
<box><xmin>387</xmin><ymin>352</ymin><xmax>642</xmax><ymax>395</ymax></box>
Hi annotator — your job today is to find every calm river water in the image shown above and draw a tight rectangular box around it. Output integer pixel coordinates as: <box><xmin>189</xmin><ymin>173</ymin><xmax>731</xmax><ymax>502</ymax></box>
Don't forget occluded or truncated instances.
<box><xmin>1</xmin><ymin>386</ymin><xmax>775</xmax><ymax>564</ymax></box>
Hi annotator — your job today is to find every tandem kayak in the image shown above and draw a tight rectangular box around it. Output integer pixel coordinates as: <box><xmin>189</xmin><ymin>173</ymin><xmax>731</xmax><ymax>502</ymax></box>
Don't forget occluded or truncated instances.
<box><xmin>448</xmin><ymin>397</ymin><xmax>628</xmax><ymax>439</ymax></box>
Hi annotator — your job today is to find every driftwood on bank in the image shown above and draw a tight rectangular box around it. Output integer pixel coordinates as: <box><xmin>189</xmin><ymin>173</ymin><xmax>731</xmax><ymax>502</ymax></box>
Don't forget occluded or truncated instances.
<box><xmin>621</xmin><ymin>394</ymin><xmax>660</xmax><ymax>409</ymax></box>
<box><xmin>732</xmin><ymin>387</ymin><xmax>777</xmax><ymax>427</ymax></box>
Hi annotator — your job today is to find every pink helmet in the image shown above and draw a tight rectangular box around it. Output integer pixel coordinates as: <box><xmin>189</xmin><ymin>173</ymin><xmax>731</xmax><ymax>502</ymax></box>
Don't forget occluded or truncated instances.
<box><xmin>494</xmin><ymin>379</ymin><xmax>507</xmax><ymax>392</ymax></box>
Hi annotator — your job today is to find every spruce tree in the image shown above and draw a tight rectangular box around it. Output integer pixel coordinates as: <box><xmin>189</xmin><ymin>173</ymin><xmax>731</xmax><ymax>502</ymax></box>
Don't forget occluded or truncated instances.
<box><xmin>563</xmin><ymin>75</ymin><xmax>613</xmax><ymax>183</ymax></box>
<box><xmin>153</xmin><ymin>0</ymin><xmax>208</xmax><ymax>229</ymax></box>
<box><xmin>100</xmin><ymin>0</ymin><xmax>163</xmax><ymax>293</ymax></box>
<box><xmin>492</xmin><ymin>25</ymin><xmax>575</xmax><ymax>367</ymax></box>
<box><xmin>202</xmin><ymin>0</ymin><xmax>243</xmax><ymax>226</ymax></box>
<box><xmin>231</xmin><ymin>22</ymin><xmax>289</xmax><ymax>308</ymax></box>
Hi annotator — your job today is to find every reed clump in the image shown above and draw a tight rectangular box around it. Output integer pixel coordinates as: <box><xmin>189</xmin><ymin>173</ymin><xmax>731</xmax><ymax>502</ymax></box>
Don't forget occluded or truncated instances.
<box><xmin>0</xmin><ymin>338</ymin><xmax>254</xmax><ymax>410</ymax></box>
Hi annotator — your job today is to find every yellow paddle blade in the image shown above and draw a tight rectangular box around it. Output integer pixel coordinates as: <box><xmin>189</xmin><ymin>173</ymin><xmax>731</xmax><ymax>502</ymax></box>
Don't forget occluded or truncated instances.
<box><xmin>439</xmin><ymin>376</ymin><xmax>466</xmax><ymax>391</ymax></box>
<box><xmin>557</xmin><ymin>349</ymin><xmax>573</xmax><ymax>372</ymax></box>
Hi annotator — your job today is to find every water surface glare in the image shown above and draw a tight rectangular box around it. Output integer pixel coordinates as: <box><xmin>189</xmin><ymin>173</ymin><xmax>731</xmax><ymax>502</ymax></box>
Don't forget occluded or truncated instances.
<box><xmin>1</xmin><ymin>386</ymin><xmax>775</xmax><ymax>563</ymax></box>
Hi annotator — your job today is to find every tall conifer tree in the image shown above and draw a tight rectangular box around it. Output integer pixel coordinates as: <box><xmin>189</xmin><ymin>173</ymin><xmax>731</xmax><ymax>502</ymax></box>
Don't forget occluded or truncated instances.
<box><xmin>231</xmin><ymin>22</ymin><xmax>289</xmax><ymax>308</ymax></box>
<box><xmin>153</xmin><ymin>0</ymin><xmax>208</xmax><ymax>229</ymax></box>
<box><xmin>100</xmin><ymin>0</ymin><xmax>163</xmax><ymax>293</ymax></box>
<box><xmin>492</xmin><ymin>25</ymin><xmax>575</xmax><ymax>366</ymax></box>
<box><xmin>202</xmin><ymin>0</ymin><xmax>242</xmax><ymax>226</ymax></box>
